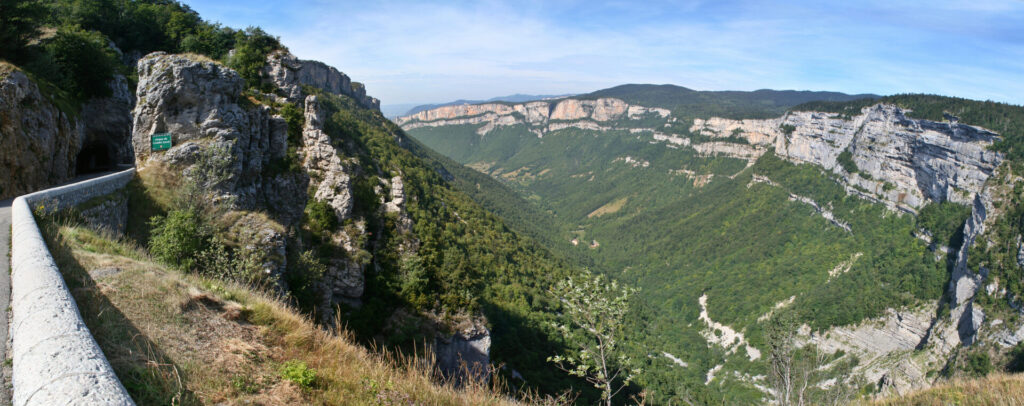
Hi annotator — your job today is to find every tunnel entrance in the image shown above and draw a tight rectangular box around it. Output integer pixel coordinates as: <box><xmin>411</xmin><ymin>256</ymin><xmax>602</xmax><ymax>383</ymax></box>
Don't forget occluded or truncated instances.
<box><xmin>75</xmin><ymin>142</ymin><xmax>116</xmax><ymax>174</ymax></box>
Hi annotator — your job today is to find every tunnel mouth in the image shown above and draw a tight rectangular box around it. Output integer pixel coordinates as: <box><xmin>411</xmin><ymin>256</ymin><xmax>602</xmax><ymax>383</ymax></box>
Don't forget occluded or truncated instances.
<box><xmin>75</xmin><ymin>142</ymin><xmax>116</xmax><ymax>174</ymax></box>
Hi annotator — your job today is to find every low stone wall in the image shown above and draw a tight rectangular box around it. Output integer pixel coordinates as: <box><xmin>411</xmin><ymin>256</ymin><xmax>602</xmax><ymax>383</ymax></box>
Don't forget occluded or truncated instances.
<box><xmin>10</xmin><ymin>169</ymin><xmax>136</xmax><ymax>406</ymax></box>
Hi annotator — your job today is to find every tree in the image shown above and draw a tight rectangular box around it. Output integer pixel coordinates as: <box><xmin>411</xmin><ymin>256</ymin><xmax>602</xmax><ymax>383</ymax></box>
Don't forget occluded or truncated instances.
<box><xmin>39</xmin><ymin>25</ymin><xmax>120</xmax><ymax>101</ymax></box>
<box><xmin>548</xmin><ymin>269</ymin><xmax>640</xmax><ymax>406</ymax></box>
<box><xmin>0</xmin><ymin>0</ymin><xmax>46</xmax><ymax>63</ymax></box>
<box><xmin>765</xmin><ymin>311</ymin><xmax>861</xmax><ymax>406</ymax></box>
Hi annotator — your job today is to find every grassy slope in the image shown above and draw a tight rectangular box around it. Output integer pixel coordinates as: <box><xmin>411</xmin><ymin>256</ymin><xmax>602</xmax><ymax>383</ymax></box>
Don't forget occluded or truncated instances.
<box><xmin>872</xmin><ymin>373</ymin><xmax>1024</xmax><ymax>406</ymax></box>
<box><xmin>40</xmin><ymin>215</ymin><xmax>538</xmax><ymax>405</ymax></box>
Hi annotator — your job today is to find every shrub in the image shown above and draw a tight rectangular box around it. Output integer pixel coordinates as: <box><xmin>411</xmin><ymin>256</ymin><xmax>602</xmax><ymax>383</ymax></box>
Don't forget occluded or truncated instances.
<box><xmin>1008</xmin><ymin>342</ymin><xmax>1024</xmax><ymax>372</ymax></box>
<box><xmin>149</xmin><ymin>209</ymin><xmax>211</xmax><ymax>271</ymax></box>
<box><xmin>965</xmin><ymin>352</ymin><xmax>992</xmax><ymax>377</ymax></box>
<box><xmin>836</xmin><ymin>149</ymin><xmax>859</xmax><ymax>174</ymax></box>
<box><xmin>304</xmin><ymin>199</ymin><xmax>338</xmax><ymax>237</ymax></box>
<box><xmin>280</xmin><ymin>360</ymin><xmax>317</xmax><ymax>389</ymax></box>
<box><xmin>917</xmin><ymin>201</ymin><xmax>971</xmax><ymax>248</ymax></box>
<box><xmin>779</xmin><ymin>124</ymin><xmax>797</xmax><ymax>135</ymax></box>
<box><xmin>226</xmin><ymin>26</ymin><xmax>280</xmax><ymax>89</ymax></box>
<box><xmin>0</xmin><ymin>0</ymin><xmax>45</xmax><ymax>63</ymax></box>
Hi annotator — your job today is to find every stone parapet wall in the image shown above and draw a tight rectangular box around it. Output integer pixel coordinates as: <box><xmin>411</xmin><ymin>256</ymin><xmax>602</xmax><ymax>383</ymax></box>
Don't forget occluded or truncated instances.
<box><xmin>10</xmin><ymin>168</ymin><xmax>136</xmax><ymax>406</ymax></box>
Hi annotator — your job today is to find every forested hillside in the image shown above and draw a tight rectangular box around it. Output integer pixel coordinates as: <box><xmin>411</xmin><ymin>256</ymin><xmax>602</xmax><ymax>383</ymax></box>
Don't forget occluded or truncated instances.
<box><xmin>402</xmin><ymin>89</ymin><xmax>1024</xmax><ymax>404</ymax></box>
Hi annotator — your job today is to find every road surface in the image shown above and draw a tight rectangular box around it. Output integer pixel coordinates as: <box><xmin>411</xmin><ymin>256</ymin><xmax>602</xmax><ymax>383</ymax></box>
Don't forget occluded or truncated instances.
<box><xmin>1</xmin><ymin>197</ymin><xmax>11</xmax><ymax>405</ymax></box>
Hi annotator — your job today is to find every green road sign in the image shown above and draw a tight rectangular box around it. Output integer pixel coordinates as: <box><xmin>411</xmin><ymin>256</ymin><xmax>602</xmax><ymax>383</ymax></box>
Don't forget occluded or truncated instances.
<box><xmin>151</xmin><ymin>133</ymin><xmax>172</xmax><ymax>151</ymax></box>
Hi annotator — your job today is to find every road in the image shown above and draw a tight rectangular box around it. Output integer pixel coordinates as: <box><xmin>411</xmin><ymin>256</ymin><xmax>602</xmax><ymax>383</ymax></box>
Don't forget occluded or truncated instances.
<box><xmin>1</xmin><ymin>197</ymin><xmax>10</xmax><ymax>405</ymax></box>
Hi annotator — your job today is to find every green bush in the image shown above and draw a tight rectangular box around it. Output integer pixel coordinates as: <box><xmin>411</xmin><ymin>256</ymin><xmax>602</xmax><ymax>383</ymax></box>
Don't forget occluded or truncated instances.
<box><xmin>304</xmin><ymin>199</ymin><xmax>338</xmax><ymax>237</ymax></box>
<box><xmin>917</xmin><ymin>201</ymin><xmax>971</xmax><ymax>248</ymax></box>
<box><xmin>148</xmin><ymin>209</ymin><xmax>211</xmax><ymax>271</ymax></box>
<box><xmin>779</xmin><ymin>124</ymin><xmax>797</xmax><ymax>135</ymax></box>
<box><xmin>280</xmin><ymin>360</ymin><xmax>316</xmax><ymax>389</ymax></box>
<box><xmin>836</xmin><ymin>149</ymin><xmax>859</xmax><ymax>174</ymax></box>
<box><xmin>226</xmin><ymin>26</ymin><xmax>280</xmax><ymax>89</ymax></box>
<box><xmin>0</xmin><ymin>0</ymin><xmax>45</xmax><ymax>63</ymax></box>
<box><xmin>966</xmin><ymin>352</ymin><xmax>992</xmax><ymax>377</ymax></box>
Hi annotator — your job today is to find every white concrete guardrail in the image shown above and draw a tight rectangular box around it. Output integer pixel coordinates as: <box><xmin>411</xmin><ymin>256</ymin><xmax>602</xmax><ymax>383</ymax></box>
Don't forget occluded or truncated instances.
<box><xmin>10</xmin><ymin>169</ymin><xmax>136</xmax><ymax>406</ymax></box>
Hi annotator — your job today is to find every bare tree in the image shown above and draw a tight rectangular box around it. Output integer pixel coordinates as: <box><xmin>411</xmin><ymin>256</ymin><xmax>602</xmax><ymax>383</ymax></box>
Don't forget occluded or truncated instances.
<box><xmin>765</xmin><ymin>311</ymin><xmax>861</xmax><ymax>406</ymax></box>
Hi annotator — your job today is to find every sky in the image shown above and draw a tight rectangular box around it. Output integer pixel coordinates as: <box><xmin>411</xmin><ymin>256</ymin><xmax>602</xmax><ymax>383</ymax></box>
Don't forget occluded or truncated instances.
<box><xmin>182</xmin><ymin>0</ymin><xmax>1024</xmax><ymax>107</ymax></box>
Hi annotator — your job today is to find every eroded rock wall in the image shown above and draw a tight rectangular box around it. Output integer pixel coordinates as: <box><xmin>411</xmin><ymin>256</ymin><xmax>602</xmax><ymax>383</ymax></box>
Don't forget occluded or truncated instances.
<box><xmin>0</xmin><ymin>69</ymin><xmax>81</xmax><ymax>199</ymax></box>
<box><xmin>264</xmin><ymin>50</ymin><xmax>380</xmax><ymax>111</ymax></box>
<box><xmin>132</xmin><ymin>52</ymin><xmax>302</xmax><ymax>286</ymax></box>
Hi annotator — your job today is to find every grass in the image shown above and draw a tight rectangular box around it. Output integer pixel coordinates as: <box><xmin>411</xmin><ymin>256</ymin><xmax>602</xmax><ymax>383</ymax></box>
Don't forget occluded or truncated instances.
<box><xmin>38</xmin><ymin>215</ymin><xmax>566</xmax><ymax>405</ymax></box>
<box><xmin>872</xmin><ymin>373</ymin><xmax>1024</xmax><ymax>406</ymax></box>
<box><xmin>587</xmin><ymin>197</ymin><xmax>629</xmax><ymax>218</ymax></box>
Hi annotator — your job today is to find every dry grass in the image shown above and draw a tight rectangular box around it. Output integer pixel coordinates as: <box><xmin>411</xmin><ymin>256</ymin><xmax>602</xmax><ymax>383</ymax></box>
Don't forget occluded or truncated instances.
<box><xmin>41</xmin><ymin>220</ymin><xmax>567</xmax><ymax>405</ymax></box>
<box><xmin>179</xmin><ymin>52</ymin><xmax>220</xmax><ymax>64</ymax></box>
<box><xmin>0</xmin><ymin>60</ymin><xmax>16</xmax><ymax>78</ymax></box>
<box><xmin>872</xmin><ymin>373</ymin><xmax>1024</xmax><ymax>406</ymax></box>
<box><xmin>587</xmin><ymin>197</ymin><xmax>628</xmax><ymax>218</ymax></box>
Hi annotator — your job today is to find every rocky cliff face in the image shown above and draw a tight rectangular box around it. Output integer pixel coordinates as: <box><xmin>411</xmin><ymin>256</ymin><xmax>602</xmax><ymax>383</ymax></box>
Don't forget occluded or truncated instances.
<box><xmin>0</xmin><ymin>67</ymin><xmax>81</xmax><ymax>199</ymax></box>
<box><xmin>132</xmin><ymin>52</ymin><xmax>303</xmax><ymax>284</ymax></box>
<box><xmin>690</xmin><ymin>105</ymin><xmax>1002</xmax><ymax>212</ymax></box>
<box><xmin>396</xmin><ymin>97</ymin><xmax>670</xmax><ymax>137</ymax></box>
<box><xmin>264</xmin><ymin>50</ymin><xmax>380</xmax><ymax>111</ymax></box>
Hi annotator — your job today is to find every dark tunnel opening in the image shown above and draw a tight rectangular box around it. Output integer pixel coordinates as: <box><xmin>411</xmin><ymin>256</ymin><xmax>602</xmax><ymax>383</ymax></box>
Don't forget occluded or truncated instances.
<box><xmin>75</xmin><ymin>142</ymin><xmax>116</xmax><ymax>174</ymax></box>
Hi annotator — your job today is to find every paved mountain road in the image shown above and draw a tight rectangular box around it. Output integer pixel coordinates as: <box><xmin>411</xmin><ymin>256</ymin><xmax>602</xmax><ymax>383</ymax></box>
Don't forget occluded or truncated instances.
<box><xmin>1</xmin><ymin>198</ymin><xmax>11</xmax><ymax>405</ymax></box>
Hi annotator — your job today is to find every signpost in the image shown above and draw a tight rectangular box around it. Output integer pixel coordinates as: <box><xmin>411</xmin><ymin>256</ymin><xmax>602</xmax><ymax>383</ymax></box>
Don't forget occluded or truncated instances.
<box><xmin>151</xmin><ymin>133</ymin><xmax>172</xmax><ymax>152</ymax></box>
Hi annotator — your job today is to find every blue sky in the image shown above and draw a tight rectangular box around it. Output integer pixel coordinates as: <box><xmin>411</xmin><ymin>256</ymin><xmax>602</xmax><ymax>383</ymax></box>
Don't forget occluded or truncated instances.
<box><xmin>182</xmin><ymin>0</ymin><xmax>1024</xmax><ymax>106</ymax></box>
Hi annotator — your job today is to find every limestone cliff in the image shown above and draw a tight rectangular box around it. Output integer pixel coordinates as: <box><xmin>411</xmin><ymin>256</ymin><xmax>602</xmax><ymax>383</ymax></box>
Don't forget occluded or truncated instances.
<box><xmin>396</xmin><ymin>97</ymin><xmax>670</xmax><ymax>137</ymax></box>
<box><xmin>264</xmin><ymin>50</ymin><xmax>380</xmax><ymax>111</ymax></box>
<box><xmin>131</xmin><ymin>52</ymin><xmax>486</xmax><ymax>373</ymax></box>
<box><xmin>689</xmin><ymin>105</ymin><xmax>1002</xmax><ymax>212</ymax></box>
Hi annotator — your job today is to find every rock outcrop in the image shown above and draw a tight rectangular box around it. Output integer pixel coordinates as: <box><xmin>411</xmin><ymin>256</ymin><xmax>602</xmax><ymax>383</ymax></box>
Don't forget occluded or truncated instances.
<box><xmin>395</xmin><ymin>97</ymin><xmax>670</xmax><ymax>137</ymax></box>
<box><xmin>132</xmin><ymin>52</ymin><xmax>295</xmax><ymax>209</ymax></box>
<box><xmin>132</xmin><ymin>52</ymin><xmax>302</xmax><ymax>285</ymax></box>
<box><xmin>435</xmin><ymin>319</ymin><xmax>492</xmax><ymax>384</ymax></box>
<box><xmin>0</xmin><ymin>67</ymin><xmax>81</xmax><ymax>199</ymax></box>
<box><xmin>264</xmin><ymin>50</ymin><xmax>380</xmax><ymax>111</ymax></box>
